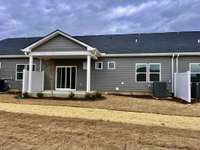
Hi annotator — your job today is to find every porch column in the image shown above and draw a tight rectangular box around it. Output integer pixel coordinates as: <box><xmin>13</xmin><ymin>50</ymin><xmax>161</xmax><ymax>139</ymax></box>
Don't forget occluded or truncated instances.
<box><xmin>86</xmin><ymin>55</ymin><xmax>91</xmax><ymax>92</ymax></box>
<box><xmin>28</xmin><ymin>55</ymin><xmax>33</xmax><ymax>93</ymax></box>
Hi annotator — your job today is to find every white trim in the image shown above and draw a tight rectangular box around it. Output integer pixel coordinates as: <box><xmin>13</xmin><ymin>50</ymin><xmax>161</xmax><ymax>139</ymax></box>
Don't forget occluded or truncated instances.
<box><xmin>3</xmin><ymin>52</ymin><xmax>200</xmax><ymax>59</ymax></box>
<box><xmin>135</xmin><ymin>63</ymin><xmax>161</xmax><ymax>83</ymax></box>
<box><xmin>15</xmin><ymin>63</ymin><xmax>36</xmax><ymax>81</ymax></box>
<box><xmin>149</xmin><ymin>63</ymin><xmax>161</xmax><ymax>82</ymax></box>
<box><xmin>0</xmin><ymin>62</ymin><xmax>1</xmax><ymax>69</ymax></box>
<box><xmin>30</xmin><ymin>51</ymin><xmax>91</xmax><ymax>56</ymax></box>
<box><xmin>189</xmin><ymin>63</ymin><xmax>200</xmax><ymax>73</ymax></box>
<box><xmin>107</xmin><ymin>61</ymin><xmax>116</xmax><ymax>70</ymax></box>
<box><xmin>55</xmin><ymin>66</ymin><xmax>77</xmax><ymax>91</ymax></box>
<box><xmin>22</xmin><ymin>30</ymin><xmax>95</xmax><ymax>52</ymax></box>
<box><xmin>0</xmin><ymin>55</ymin><xmax>27</xmax><ymax>58</ymax></box>
<box><xmin>102</xmin><ymin>52</ymin><xmax>200</xmax><ymax>57</ymax></box>
<box><xmin>28</xmin><ymin>56</ymin><xmax>33</xmax><ymax>93</ymax></box>
<box><xmin>95</xmin><ymin>61</ymin><xmax>103</xmax><ymax>70</ymax></box>
<box><xmin>135</xmin><ymin>63</ymin><xmax>147</xmax><ymax>83</ymax></box>
<box><xmin>171</xmin><ymin>54</ymin><xmax>175</xmax><ymax>93</ymax></box>
<box><xmin>87</xmin><ymin>55</ymin><xmax>91</xmax><ymax>92</ymax></box>
<box><xmin>83</xmin><ymin>62</ymin><xmax>87</xmax><ymax>70</ymax></box>
<box><xmin>176</xmin><ymin>54</ymin><xmax>179</xmax><ymax>73</ymax></box>
<box><xmin>39</xmin><ymin>58</ymin><xmax>42</xmax><ymax>72</ymax></box>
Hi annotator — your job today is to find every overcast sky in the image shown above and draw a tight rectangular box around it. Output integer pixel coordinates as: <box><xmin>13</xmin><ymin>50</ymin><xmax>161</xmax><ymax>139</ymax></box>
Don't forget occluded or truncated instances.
<box><xmin>0</xmin><ymin>0</ymin><xmax>200</xmax><ymax>39</ymax></box>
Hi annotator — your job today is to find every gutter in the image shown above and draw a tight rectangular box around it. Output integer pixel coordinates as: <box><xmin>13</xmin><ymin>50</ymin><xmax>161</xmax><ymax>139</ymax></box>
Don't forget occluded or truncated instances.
<box><xmin>0</xmin><ymin>55</ymin><xmax>27</xmax><ymax>58</ymax></box>
<box><xmin>171</xmin><ymin>54</ymin><xmax>175</xmax><ymax>93</ymax></box>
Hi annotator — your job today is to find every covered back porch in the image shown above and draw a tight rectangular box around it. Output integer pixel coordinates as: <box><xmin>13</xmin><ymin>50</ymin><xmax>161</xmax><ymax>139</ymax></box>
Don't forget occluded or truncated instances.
<box><xmin>21</xmin><ymin>30</ymin><xmax>100</xmax><ymax>95</ymax></box>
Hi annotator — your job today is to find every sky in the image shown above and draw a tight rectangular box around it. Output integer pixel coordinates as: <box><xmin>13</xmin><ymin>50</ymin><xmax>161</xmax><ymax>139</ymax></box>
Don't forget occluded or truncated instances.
<box><xmin>0</xmin><ymin>0</ymin><xmax>200</xmax><ymax>39</ymax></box>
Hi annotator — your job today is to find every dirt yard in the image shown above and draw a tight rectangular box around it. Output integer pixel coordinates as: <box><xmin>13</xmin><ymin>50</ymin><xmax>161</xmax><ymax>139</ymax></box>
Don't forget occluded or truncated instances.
<box><xmin>0</xmin><ymin>111</ymin><xmax>200</xmax><ymax>150</ymax></box>
<box><xmin>0</xmin><ymin>94</ymin><xmax>200</xmax><ymax>117</ymax></box>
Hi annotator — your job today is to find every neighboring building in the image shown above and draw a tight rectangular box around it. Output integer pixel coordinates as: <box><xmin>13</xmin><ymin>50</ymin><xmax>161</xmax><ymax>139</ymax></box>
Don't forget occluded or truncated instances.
<box><xmin>0</xmin><ymin>30</ymin><xmax>200</xmax><ymax>94</ymax></box>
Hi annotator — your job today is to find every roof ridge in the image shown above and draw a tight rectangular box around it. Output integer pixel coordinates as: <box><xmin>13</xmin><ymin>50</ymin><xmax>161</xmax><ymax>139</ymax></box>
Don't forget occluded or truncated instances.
<box><xmin>74</xmin><ymin>30</ymin><xmax>200</xmax><ymax>37</ymax></box>
<box><xmin>2</xmin><ymin>30</ymin><xmax>200</xmax><ymax>40</ymax></box>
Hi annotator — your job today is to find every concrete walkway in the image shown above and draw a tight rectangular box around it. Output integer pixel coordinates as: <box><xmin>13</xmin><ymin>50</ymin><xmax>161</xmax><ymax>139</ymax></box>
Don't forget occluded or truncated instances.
<box><xmin>0</xmin><ymin>102</ymin><xmax>199</xmax><ymax>131</ymax></box>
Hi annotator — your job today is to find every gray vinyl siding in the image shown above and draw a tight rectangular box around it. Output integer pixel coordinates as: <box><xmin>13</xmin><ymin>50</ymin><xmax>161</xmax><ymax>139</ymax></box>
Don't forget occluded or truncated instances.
<box><xmin>43</xmin><ymin>56</ymin><xmax>172</xmax><ymax>92</ymax></box>
<box><xmin>42</xmin><ymin>59</ymin><xmax>87</xmax><ymax>91</ymax></box>
<box><xmin>0</xmin><ymin>58</ymin><xmax>40</xmax><ymax>90</ymax></box>
<box><xmin>91</xmin><ymin>57</ymin><xmax>172</xmax><ymax>92</ymax></box>
<box><xmin>178</xmin><ymin>56</ymin><xmax>200</xmax><ymax>73</ymax></box>
<box><xmin>2</xmin><ymin>55</ymin><xmax>198</xmax><ymax>92</ymax></box>
<box><xmin>34</xmin><ymin>35</ymin><xmax>86</xmax><ymax>52</ymax></box>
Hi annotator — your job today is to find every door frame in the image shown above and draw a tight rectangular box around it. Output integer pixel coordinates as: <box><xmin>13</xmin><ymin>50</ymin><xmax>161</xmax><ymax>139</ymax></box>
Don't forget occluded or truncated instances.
<box><xmin>55</xmin><ymin>66</ymin><xmax>77</xmax><ymax>91</ymax></box>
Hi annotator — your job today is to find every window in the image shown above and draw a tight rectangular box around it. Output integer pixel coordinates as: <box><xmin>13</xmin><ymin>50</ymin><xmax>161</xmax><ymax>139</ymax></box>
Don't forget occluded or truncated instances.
<box><xmin>83</xmin><ymin>62</ymin><xmax>87</xmax><ymax>70</ymax></box>
<box><xmin>136</xmin><ymin>63</ymin><xmax>161</xmax><ymax>82</ymax></box>
<box><xmin>16</xmin><ymin>64</ymin><xmax>36</xmax><ymax>81</ymax></box>
<box><xmin>107</xmin><ymin>61</ymin><xmax>116</xmax><ymax>70</ymax></box>
<box><xmin>95</xmin><ymin>62</ymin><xmax>103</xmax><ymax>70</ymax></box>
<box><xmin>149</xmin><ymin>64</ymin><xmax>161</xmax><ymax>82</ymax></box>
<box><xmin>190</xmin><ymin>63</ymin><xmax>200</xmax><ymax>82</ymax></box>
<box><xmin>136</xmin><ymin>64</ymin><xmax>147</xmax><ymax>82</ymax></box>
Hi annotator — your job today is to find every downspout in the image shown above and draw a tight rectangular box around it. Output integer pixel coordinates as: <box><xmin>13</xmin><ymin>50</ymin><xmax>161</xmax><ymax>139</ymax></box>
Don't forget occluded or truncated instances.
<box><xmin>171</xmin><ymin>53</ymin><xmax>175</xmax><ymax>93</ymax></box>
<box><xmin>176</xmin><ymin>53</ymin><xmax>180</xmax><ymax>73</ymax></box>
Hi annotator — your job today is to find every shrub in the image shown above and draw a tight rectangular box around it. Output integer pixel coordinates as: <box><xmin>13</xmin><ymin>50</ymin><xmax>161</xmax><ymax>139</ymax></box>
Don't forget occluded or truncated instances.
<box><xmin>37</xmin><ymin>93</ymin><xmax>44</xmax><ymax>98</ymax></box>
<box><xmin>94</xmin><ymin>92</ymin><xmax>103</xmax><ymax>99</ymax></box>
<box><xmin>84</xmin><ymin>93</ymin><xmax>92</xmax><ymax>100</ymax></box>
<box><xmin>84</xmin><ymin>92</ymin><xmax>103</xmax><ymax>100</ymax></box>
<box><xmin>23</xmin><ymin>92</ymin><xmax>30</xmax><ymax>98</ymax></box>
<box><xmin>15</xmin><ymin>94</ymin><xmax>23</xmax><ymax>100</ymax></box>
<box><xmin>68</xmin><ymin>92</ymin><xmax>75</xmax><ymax>99</ymax></box>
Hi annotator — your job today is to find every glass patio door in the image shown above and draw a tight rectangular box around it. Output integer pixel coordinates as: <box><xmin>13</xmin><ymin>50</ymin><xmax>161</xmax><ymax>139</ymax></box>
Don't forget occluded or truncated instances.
<box><xmin>56</xmin><ymin>66</ymin><xmax>76</xmax><ymax>90</ymax></box>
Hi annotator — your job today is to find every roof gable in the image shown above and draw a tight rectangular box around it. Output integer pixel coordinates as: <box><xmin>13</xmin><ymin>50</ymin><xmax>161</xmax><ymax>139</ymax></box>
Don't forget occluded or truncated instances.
<box><xmin>22</xmin><ymin>30</ymin><xmax>95</xmax><ymax>52</ymax></box>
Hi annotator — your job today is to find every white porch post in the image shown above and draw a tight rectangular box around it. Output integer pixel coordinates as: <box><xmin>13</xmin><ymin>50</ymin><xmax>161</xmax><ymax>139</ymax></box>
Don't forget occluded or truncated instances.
<box><xmin>28</xmin><ymin>55</ymin><xmax>33</xmax><ymax>93</ymax></box>
<box><xmin>86</xmin><ymin>55</ymin><xmax>91</xmax><ymax>92</ymax></box>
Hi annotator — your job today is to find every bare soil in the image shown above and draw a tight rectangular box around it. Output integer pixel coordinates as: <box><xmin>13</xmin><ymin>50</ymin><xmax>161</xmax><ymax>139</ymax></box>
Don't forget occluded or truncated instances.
<box><xmin>0</xmin><ymin>111</ymin><xmax>200</xmax><ymax>150</ymax></box>
<box><xmin>1</xmin><ymin>94</ymin><xmax>200</xmax><ymax>117</ymax></box>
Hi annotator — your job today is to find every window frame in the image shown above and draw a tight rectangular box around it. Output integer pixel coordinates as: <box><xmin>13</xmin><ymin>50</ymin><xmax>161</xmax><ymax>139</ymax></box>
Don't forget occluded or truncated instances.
<box><xmin>83</xmin><ymin>62</ymin><xmax>87</xmax><ymax>70</ymax></box>
<box><xmin>135</xmin><ymin>63</ymin><xmax>161</xmax><ymax>83</ymax></box>
<box><xmin>16</xmin><ymin>64</ymin><xmax>36</xmax><ymax>81</ymax></box>
<box><xmin>149</xmin><ymin>63</ymin><xmax>161</xmax><ymax>82</ymax></box>
<box><xmin>107</xmin><ymin>61</ymin><xmax>116</xmax><ymax>70</ymax></box>
<box><xmin>189</xmin><ymin>63</ymin><xmax>200</xmax><ymax>73</ymax></box>
<box><xmin>95</xmin><ymin>61</ymin><xmax>103</xmax><ymax>70</ymax></box>
<box><xmin>189</xmin><ymin>63</ymin><xmax>200</xmax><ymax>82</ymax></box>
<box><xmin>135</xmin><ymin>63</ymin><xmax>148</xmax><ymax>83</ymax></box>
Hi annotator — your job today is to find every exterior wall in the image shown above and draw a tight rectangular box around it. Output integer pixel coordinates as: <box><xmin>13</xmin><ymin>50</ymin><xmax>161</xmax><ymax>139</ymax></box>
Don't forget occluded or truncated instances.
<box><xmin>34</xmin><ymin>35</ymin><xmax>86</xmax><ymax>52</ymax></box>
<box><xmin>178</xmin><ymin>56</ymin><xmax>200</xmax><ymax>73</ymax></box>
<box><xmin>0</xmin><ymin>58</ymin><xmax>40</xmax><ymax>90</ymax></box>
<box><xmin>42</xmin><ymin>59</ymin><xmax>87</xmax><ymax>91</ymax></box>
<box><xmin>91</xmin><ymin>57</ymin><xmax>172</xmax><ymax>92</ymax></box>
<box><xmin>43</xmin><ymin>56</ymin><xmax>173</xmax><ymax>92</ymax></box>
<box><xmin>2</xmin><ymin>55</ymin><xmax>199</xmax><ymax>92</ymax></box>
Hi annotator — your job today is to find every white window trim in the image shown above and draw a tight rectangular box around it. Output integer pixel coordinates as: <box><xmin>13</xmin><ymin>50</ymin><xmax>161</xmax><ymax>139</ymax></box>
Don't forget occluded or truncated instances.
<box><xmin>107</xmin><ymin>61</ymin><xmax>116</xmax><ymax>70</ymax></box>
<box><xmin>83</xmin><ymin>62</ymin><xmax>87</xmax><ymax>70</ymax></box>
<box><xmin>95</xmin><ymin>61</ymin><xmax>103</xmax><ymax>70</ymax></box>
<box><xmin>16</xmin><ymin>64</ymin><xmax>36</xmax><ymax>81</ymax></box>
<box><xmin>0</xmin><ymin>62</ymin><xmax>1</xmax><ymax>69</ymax></box>
<box><xmin>135</xmin><ymin>63</ymin><xmax>161</xmax><ymax>83</ymax></box>
<box><xmin>149</xmin><ymin>63</ymin><xmax>161</xmax><ymax>82</ymax></box>
<box><xmin>189</xmin><ymin>63</ymin><xmax>200</xmax><ymax>74</ymax></box>
<box><xmin>135</xmin><ymin>63</ymin><xmax>148</xmax><ymax>83</ymax></box>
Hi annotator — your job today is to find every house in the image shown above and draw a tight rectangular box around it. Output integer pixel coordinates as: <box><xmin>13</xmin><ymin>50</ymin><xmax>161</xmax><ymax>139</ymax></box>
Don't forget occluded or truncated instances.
<box><xmin>0</xmin><ymin>29</ymin><xmax>200</xmax><ymax>96</ymax></box>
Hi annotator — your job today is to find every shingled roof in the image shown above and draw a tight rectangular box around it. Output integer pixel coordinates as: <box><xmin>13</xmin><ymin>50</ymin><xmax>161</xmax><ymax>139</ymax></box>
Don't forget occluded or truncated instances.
<box><xmin>1</xmin><ymin>31</ymin><xmax>200</xmax><ymax>55</ymax></box>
